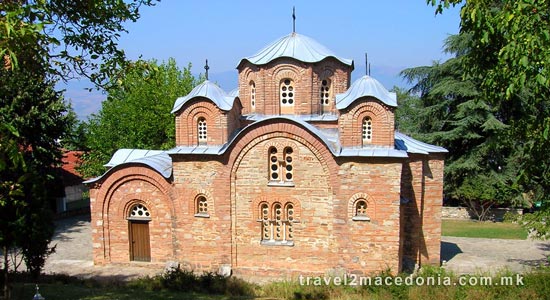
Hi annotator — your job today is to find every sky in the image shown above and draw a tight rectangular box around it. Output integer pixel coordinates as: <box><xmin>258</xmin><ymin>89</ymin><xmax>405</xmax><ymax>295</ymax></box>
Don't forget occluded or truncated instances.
<box><xmin>64</xmin><ymin>1</ymin><xmax>461</xmax><ymax>120</ymax></box>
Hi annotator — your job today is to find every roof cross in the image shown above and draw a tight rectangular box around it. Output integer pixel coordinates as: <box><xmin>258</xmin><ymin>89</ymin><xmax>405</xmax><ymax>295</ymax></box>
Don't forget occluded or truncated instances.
<box><xmin>204</xmin><ymin>59</ymin><xmax>210</xmax><ymax>80</ymax></box>
<box><xmin>292</xmin><ymin>7</ymin><xmax>296</xmax><ymax>33</ymax></box>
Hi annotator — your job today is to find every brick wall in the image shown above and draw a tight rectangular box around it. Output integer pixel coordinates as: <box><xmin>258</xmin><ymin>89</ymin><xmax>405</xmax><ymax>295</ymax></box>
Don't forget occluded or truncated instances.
<box><xmin>238</xmin><ymin>58</ymin><xmax>351</xmax><ymax>116</ymax></box>
<box><xmin>338</xmin><ymin>99</ymin><xmax>395</xmax><ymax>147</ymax></box>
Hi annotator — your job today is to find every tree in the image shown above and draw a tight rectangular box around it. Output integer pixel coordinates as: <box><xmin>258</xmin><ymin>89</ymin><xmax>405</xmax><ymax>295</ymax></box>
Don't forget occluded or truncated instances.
<box><xmin>399</xmin><ymin>34</ymin><xmax>523</xmax><ymax>221</ymax></box>
<box><xmin>1</xmin><ymin>0</ymin><xmax>159</xmax><ymax>88</ymax></box>
<box><xmin>0</xmin><ymin>65</ymin><xmax>71</xmax><ymax>298</ymax></box>
<box><xmin>429</xmin><ymin>0</ymin><xmax>550</xmax><ymax>234</ymax></box>
<box><xmin>79</xmin><ymin>59</ymin><xmax>202</xmax><ymax>178</ymax></box>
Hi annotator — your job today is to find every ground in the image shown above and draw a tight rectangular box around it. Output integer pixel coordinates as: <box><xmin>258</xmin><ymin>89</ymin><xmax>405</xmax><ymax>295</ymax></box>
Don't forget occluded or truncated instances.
<box><xmin>43</xmin><ymin>215</ymin><xmax>550</xmax><ymax>280</ymax></box>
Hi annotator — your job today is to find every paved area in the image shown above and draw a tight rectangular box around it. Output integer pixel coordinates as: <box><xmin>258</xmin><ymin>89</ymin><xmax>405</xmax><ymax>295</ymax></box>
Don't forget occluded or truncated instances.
<box><xmin>41</xmin><ymin>215</ymin><xmax>550</xmax><ymax>280</ymax></box>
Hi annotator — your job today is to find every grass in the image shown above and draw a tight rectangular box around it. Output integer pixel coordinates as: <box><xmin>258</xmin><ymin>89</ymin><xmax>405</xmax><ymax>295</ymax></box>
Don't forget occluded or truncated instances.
<box><xmin>442</xmin><ymin>219</ymin><xmax>528</xmax><ymax>239</ymax></box>
<box><xmin>8</xmin><ymin>268</ymin><xmax>550</xmax><ymax>300</ymax></box>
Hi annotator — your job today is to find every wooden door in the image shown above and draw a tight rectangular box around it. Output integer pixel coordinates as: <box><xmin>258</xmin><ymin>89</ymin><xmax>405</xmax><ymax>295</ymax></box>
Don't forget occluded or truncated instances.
<box><xmin>129</xmin><ymin>221</ymin><xmax>151</xmax><ymax>262</ymax></box>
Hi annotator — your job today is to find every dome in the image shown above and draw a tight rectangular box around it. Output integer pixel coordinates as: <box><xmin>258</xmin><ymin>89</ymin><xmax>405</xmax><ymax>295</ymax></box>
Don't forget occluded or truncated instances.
<box><xmin>171</xmin><ymin>80</ymin><xmax>235</xmax><ymax>113</ymax></box>
<box><xmin>238</xmin><ymin>32</ymin><xmax>353</xmax><ymax>67</ymax></box>
<box><xmin>335</xmin><ymin>75</ymin><xmax>397</xmax><ymax>109</ymax></box>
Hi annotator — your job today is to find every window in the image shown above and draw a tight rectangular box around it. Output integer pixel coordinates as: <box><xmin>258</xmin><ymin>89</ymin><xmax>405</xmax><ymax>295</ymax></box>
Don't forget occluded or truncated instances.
<box><xmin>250</xmin><ymin>81</ymin><xmax>256</xmax><ymax>111</ymax></box>
<box><xmin>195</xmin><ymin>195</ymin><xmax>209</xmax><ymax>218</ymax></box>
<box><xmin>362</xmin><ymin>117</ymin><xmax>372</xmax><ymax>145</ymax></box>
<box><xmin>320</xmin><ymin>79</ymin><xmax>331</xmax><ymax>106</ymax></box>
<box><xmin>129</xmin><ymin>204</ymin><xmax>151</xmax><ymax>220</ymax></box>
<box><xmin>198</xmin><ymin>117</ymin><xmax>207</xmax><ymax>145</ymax></box>
<box><xmin>353</xmin><ymin>199</ymin><xmax>370</xmax><ymax>221</ymax></box>
<box><xmin>259</xmin><ymin>202</ymin><xmax>294</xmax><ymax>246</ymax></box>
<box><xmin>268</xmin><ymin>146</ymin><xmax>294</xmax><ymax>185</ymax></box>
<box><xmin>280</xmin><ymin>79</ymin><xmax>295</xmax><ymax>114</ymax></box>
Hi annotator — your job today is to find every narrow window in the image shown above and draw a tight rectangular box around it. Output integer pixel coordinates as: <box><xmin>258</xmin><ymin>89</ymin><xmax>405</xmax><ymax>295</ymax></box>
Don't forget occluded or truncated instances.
<box><xmin>250</xmin><ymin>81</ymin><xmax>256</xmax><ymax>112</ymax></box>
<box><xmin>320</xmin><ymin>79</ymin><xmax>331</xmax><ymax>106</ymax></box>
<box><xmin>283</xmin><ymin>147</ymin><xmax>293</xmax><ymax>181</ymax></box>
<box><xmin>362</xmin><ymin>117</ymin><xmax>372</xmax><ymax>145</ymax></box>
<box><xmin>261</xmin><ymin>203</ymin><xmax>270</xmax><ymax>240</ymax></box>
<box><xmin>280</xmin><ymin>79</ymin><xmax>295</xmax><ymax>114</ymax></box>
<box><xmin>198</xmin><ymin>117</ymin><xmax>207</xmax><ymax>145</ymax></box>
<box><xmin>195</xmin><ymin>195</ymin><xmax>209</xmax><ymax>217</ymax></box>
<box><xmin>285</xmin><ymin>203</ymin><xmax>294</xmax><ymax>241</ymax></box>
<box><xmin>259</xmin><ymin>202</ymin><xmax>295</xmax><ymax>245</ymax></box>
<box><xmin>268</xmin><ymin>146</ymin><xmax>294</xmax><ymax>184</ymax></box>
<box><xmin>353</xmin><ymin>199</ymin><xmax>371</xmax><ymax>221</ymax></box>
<box><xmin>273</xmin><ymin>203</ymin><xmax>283</xmax><ymax>241</ymax></box>
<box><xmin>269</xmin><ymin>147</ymin><xmax>279</xmax><ymax>181</ymax></box>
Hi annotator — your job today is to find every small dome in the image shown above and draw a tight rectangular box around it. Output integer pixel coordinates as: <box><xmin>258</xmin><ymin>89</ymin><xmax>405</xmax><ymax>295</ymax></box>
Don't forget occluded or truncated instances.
<box><xmin>238</xmin><ymin>32</ymin><xmax>353</xmax><ymax>67</ymax></box>
<box><xmin>171</xmin><ymin>80</ymin><xmax>235</xmax><ymax>113</ymax></box>
<box><xmin>335</xmin><ymin>75</ymin><xmax>397</xmax><ymax>109</ymax></box>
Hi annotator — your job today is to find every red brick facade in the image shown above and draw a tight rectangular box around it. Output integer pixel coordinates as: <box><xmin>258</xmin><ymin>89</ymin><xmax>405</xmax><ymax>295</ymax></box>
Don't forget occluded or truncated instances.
<box><xmin>88</xmin><ymin>32</ymin><xmax>445</xmax><ymax>280</ymax></box>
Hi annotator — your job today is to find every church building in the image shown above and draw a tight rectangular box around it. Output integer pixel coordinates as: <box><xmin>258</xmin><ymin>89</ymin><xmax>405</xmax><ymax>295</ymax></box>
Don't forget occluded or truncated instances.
<box><xmin>86</xmin><ymin>30</ymin><xmax>447</xmax><ymax>280</ymax></box>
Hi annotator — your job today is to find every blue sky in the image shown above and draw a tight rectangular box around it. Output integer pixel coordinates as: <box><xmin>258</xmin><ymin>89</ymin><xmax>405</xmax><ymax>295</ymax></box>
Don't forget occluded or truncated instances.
<box><xmin>65</xmin><ymin>1</ymin><xmax>461</xmax><ymax>119</ymax></box>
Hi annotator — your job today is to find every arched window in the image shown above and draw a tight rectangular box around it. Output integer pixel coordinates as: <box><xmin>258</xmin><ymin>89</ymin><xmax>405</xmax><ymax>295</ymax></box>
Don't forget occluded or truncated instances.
<box><xmin>250</xmin><ymin>81</ymin><xmax>256</xmax><ymax>112</ymax></box>
<box><xmin>269</xmin><ymin>147</ymin><xmax>279</xmax><ymax>181</ymax></box>
<box><xmin>196</xmin><ymin>196</ymin><xmax>208</xmax><ymax>215</ymax></box>
<box><xmin>268</xmin><ymin>146</ymin><xmax>294</xmax><ymax>184</ymax></box>
<box><xmin>280</xmin><ymin>79</ymin><xmax>295</xmax><ymax>114</ymax></box>
<box><xmin>320</xmin><ymin>79</ymin><xmax>331</xmax><ymax>106</ymax></box>
<box><xmin>129</xmin><ymin>204</ymin><xmax>151</xmax><ymax>220</ymax></box>
<box><xmin>259</xmin><ymin>202</ymin><xmax>295</xmax><ymax>245</ymax></box>
<box><xmin>353</xmin><ymin>199</ymin><xmax>371</xmax><ymax>221</ymax></box>
<box><xmin>283</xmin><ymin>147</ymin><xmax>293</xmax><ymax>181</ymax></box>
<box><xmin>362</xmin><ymin>117</ymin><xmax>372</xmax><ymax>145</ymax></box>
<box><xmin>198</xmin><ymin>117</ymin><xmax>207</xmax><ymax>145</ymax></box>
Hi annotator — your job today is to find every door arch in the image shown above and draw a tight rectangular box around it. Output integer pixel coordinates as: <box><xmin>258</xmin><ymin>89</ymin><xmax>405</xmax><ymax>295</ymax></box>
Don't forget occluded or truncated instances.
<box><xmin>128</xmin><ymin>204</ymin><xmax>151</xmax><ymax>262</ymax></box>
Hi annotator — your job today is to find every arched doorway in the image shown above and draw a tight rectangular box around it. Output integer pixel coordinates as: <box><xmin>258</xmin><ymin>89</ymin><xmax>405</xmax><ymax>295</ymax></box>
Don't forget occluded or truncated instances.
<box><xmin>128</xmin><ymin>204</ymin><xmax>151</xmax><ymax>262</ymax></box>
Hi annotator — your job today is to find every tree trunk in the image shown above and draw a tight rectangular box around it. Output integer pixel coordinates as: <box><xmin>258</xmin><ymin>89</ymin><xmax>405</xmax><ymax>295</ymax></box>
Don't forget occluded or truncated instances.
<box><xmin>3</xmin><ymin>245</ymin><xmax>9</xmax><ymax>300</ymax></box>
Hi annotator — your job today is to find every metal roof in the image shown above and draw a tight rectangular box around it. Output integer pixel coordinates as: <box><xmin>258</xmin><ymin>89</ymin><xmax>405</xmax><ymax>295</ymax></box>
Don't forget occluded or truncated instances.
<box><xmin>228</xmin><ymin>87</ymin><xmax>239</xmax><ymax>98</ymax></box>
<box><xmin>335</xmin><ymin>75</ymin><xmax>397</xmax><ymax>110</ymax></box>
<box><xmin>171</xmin><ymin>80</ymin><xmax>235</xmax><ymax>113</ymax></box>
<box><xmin>84</xmin><ymin>149</ymin><xmax>172</xmax><ymax>184</ymax></box>
<box><xmin>239</xmin><ymin>32</ymin><xmax>353</xmax><ymax>67</ymax></box>
<box><xmin>394</xmin><ymin>132</ymin><xmax>448</xmax><ymax>154</ymax></box>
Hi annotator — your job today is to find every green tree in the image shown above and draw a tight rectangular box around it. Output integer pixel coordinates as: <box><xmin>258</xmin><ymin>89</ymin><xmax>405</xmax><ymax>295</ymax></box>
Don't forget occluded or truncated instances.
<box><xmin>79</xmin><ymin>59</ymin><xmax>201</xmax><ymax>178</ymax></box>
<box><xmin>429</xmin><ymin>0</ymin><xmax>550</xmax><ymax>235</ymax></box>
<box><xmin>0</xmin><ymin>65</ymin><xmax>71</xmax><ymax>298</ymax></box>
<box><xmin>400</xmin><ymin>34</ymin><xmax>521</xmax><ymax>220</ymax></box>
<box><xmin>1</xmin><ymin>0</ymin><xmax>159</xmax><ymax>87</ymax></box>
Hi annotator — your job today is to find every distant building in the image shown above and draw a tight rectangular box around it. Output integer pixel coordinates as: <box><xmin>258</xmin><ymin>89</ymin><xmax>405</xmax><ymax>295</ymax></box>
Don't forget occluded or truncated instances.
<box><xmin>57</xmin><ymin>150</ymin><xmax>88</xmax><ymax>212</ymax></box>
<box><xmin>86</xmin><ymin>31</ymin><xmax>447</xmax><ymax>280</ymax></box>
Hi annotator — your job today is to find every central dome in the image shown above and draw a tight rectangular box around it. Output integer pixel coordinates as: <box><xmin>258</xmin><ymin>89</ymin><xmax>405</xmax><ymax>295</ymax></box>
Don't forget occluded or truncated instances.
<box><xmin>238</xmin><ymin>32</ymin><xmax>353</xmax><ymax>67</ymax></box>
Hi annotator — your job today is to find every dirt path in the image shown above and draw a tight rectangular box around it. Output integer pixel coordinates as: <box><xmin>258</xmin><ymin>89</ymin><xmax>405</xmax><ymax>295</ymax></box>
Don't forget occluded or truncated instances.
<box><xmin>42</xmin><ymin>215</ymin><xmax>550</xmax><ymax>280</ymax></box>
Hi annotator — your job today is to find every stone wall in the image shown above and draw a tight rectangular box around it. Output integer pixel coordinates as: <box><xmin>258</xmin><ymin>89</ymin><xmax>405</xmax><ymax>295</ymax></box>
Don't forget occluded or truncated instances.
<box><xmin>441</xmin><ymin>206</ymin><xmax>523</xmax><ymax>221</ymax></box>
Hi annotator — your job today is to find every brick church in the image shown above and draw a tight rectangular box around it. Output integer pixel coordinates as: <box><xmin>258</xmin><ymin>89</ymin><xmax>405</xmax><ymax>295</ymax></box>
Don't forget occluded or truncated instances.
<box><xmin>86</xmin><ymin>30</ymin><xmax>447</xmax><ymax>279</ymax></box>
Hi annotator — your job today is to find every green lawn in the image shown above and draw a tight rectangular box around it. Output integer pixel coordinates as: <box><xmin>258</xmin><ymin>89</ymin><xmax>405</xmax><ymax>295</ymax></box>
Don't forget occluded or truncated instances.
<box><xmin>442</xmin><ymin>219</ymin><xmax>528</xmax><ymax>239</ymax></box>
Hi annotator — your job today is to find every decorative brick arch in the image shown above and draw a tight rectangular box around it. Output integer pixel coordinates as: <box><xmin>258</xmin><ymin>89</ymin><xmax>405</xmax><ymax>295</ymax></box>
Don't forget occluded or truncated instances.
<box><xmin>340</xmin><ymin>99</ymin><xmax>394</xmax><ymax>147</ymax></box>
<box><xmin>188</xmin><ymin>189</ymin><xmax>215</xmax><ymax>216</ymax></box>
<box><xmin>227</xmin><ymin>119</ymin><xmax>338</xmax><ymax>181</ymax></box>
<box><xmin>347</xmin><ymin>192</ymin><xmax>377</xmax><ymax>221</ymax></box>
<box><xmin>252</xmin><ymin>195</ymin><xmax>302</xmax><ymax>221</ymax></box>
<box><xmin>92</xmin><ymin>165</ymin><xmax>176</xmax><ymax>263</ymax></box>
<box><xmin>175</xmin><ymin>99</ymin><xmax>222</xmax><ymax>146</ymax></box>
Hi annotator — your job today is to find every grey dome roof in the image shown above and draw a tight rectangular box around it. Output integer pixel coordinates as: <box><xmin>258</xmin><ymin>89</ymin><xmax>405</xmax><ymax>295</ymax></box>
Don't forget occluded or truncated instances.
<box><xmin>171</xmin><ymin>80</ymin><xmax>235</xmax><ymax>113</ymax></box>
<box><xmin>239</xmin><ymin>32</ymin><xmax>353</xmax><ymax>67</ymax></box>
<box><xmin>335</xmin><ymin>75</ymin><xmax>397</xmax><ymax>110</ymax></box>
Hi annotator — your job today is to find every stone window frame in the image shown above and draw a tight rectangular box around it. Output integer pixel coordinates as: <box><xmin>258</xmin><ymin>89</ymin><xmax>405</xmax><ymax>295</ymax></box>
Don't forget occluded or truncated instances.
<box><xmin>250</xmin><ymin>80</ymin><xmax>256</xmax><ymax>112</ymax></box>
<box><xmin>197</xmin><ymin>117</ymin><xmax>207</xmax><ymax>145</ymax></box>
<box><xmin>127</xmin><ymin>203</ymin><xmax>152</xmax><ymax>221</ymax></box>
<box><xmin>267</xmin><ymin>145</ymin><xmax>295</xmax><ymax>187</ymax></box>
<box><xmin>362</xmin><ymin>116</ymin><xmax>373</xmax><ymax>146</ymax></box>
<box><xmin>194</xmin><ymin>194</ymin><xmax>210</xmax><ymax>218</ymax></box>
<box><xmin>258</xmin><ymin>201</ymin><xmax>295</xmax><ymax>246</ymax></box>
